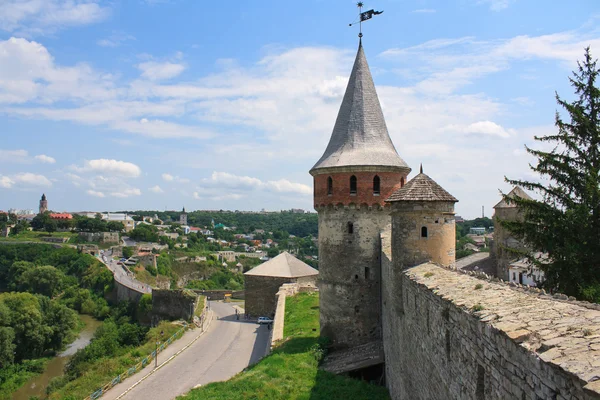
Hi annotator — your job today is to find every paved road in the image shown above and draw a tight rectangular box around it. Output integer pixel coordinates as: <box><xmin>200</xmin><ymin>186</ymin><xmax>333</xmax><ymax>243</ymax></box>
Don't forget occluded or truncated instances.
<box><xmin>104</xmin><ymin>301</ymin><xmax>269</xmax><ymax>400</ymax></box>
<box><xmin>122</xmin><ymin>236</ymin><xmax>137</xmax><ymax>247</ymax></box>
<box><xmin>99</xmin><ymin>249</ymin><xmax>152</xmax><ymax>294</ymax></box>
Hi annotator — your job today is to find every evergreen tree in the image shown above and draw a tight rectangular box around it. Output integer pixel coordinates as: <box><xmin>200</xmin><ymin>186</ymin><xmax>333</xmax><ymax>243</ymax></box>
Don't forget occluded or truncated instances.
<box><xmin>502</xmin><ymin>48</ymin><xmax>600</xmax><ymax>300</ymax></box>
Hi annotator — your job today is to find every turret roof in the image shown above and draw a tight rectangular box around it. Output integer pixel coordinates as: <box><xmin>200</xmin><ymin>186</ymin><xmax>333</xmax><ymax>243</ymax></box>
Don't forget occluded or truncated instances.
<box><xmin>386</xmin><ymin>168</ymin><xmax>458</xmax><ymax>202</ymax></box>
<box><xmin>310</xmin><ymin>41</ymin><xmax>410</xmax><ymax>174</ymax></box>
<box><xmin>244</xmin><ymin>251</ymin><xmax>318</xmax><ymax>278</ymax></box>
<box><xmin>494</xmin><ymin>186</ymin><xmax>532</xmax><ymax>208</ymax></box>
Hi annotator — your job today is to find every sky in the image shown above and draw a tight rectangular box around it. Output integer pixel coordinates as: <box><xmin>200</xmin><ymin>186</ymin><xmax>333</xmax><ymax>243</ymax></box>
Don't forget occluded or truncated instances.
<box><xmin>0</xmin><ymin>0</ymin><xmax>599</xmax><ymax>218</ymax></box>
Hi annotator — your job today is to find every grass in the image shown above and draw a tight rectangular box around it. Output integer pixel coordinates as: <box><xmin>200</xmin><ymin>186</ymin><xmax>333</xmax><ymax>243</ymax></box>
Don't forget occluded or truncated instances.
<box><xmin>194</xmin><ymin>295</ymin><xmax>206</xmax><ymax>318</ymax></box>
<box><xmin>0</xmin><ymin>230</ymin><xmax>77</xmax><ymax>243</ymax></box>
<box><xmin>178</xmin><ymin>292</ymin><xmax>390</xmax><ymax>400</ymax></box>
<box><xmin>0</xmin><ymin>358</ymin><xmax>50</xmax><ymax>400</ymax></box>
<box><xmin>48</xmin><ymin>321</ymin><xmax>185</xmax><ymax>400</ymax></box>
<box><xmin>423</xmin><ymin>272</ymin><xmax>435</xmax><ymax>278</ymax></box>
<box><xmin>474</xmin><ymin>283</ymin><xmax>483</xmax><ymax>290</ymax></box>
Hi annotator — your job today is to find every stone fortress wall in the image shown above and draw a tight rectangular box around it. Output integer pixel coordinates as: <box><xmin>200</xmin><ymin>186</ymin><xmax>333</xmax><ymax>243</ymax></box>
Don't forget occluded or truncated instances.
<box><xmin>380</xmin><ymin>233</ymin><xmax>600</xmax><ymax>400</ymax></box>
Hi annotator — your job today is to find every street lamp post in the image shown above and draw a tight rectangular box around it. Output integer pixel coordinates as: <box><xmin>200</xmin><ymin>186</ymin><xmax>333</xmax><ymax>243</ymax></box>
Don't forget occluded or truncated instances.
<box><xmin>155</xmin><ymin>329</ymin><xmax>164</xmax><ymax>368</ymax></box>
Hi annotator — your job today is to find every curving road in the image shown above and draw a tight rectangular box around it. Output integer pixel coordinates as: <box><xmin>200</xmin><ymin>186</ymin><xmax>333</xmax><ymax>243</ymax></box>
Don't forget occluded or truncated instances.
<box><xmin>102</xmin><ymin>301</ymin><xmax>269</xmax><ymax>400</ymax></box>
<box><xmin>99</xmin><ymin>249</ymin><xmax>152</xmax><ymax>294</ymax></box>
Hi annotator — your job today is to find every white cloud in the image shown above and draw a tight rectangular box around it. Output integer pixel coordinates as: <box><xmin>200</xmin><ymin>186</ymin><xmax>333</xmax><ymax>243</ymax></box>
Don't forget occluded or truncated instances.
<box><xmin>442</xmin><ymin>121</ymin><xmax>516</xmax><ymax>138</ymax></box>
<box><xmin>202</xmin><ymin>172</ymin><xmax>311</xmax><ymax>195</ymax></box>
<box><xmin>110</xmin><ymin>188</ymin><xmax>141</xmax><ymax>198</ymax></box>
<box><xmin>35</xmin><ymin>154</ymin><xmax>56</xmax><ymax>164</ymax></box>
<box><xmin>161</xmin><ymin>173</ymin><xmax>189</xmax><ymax>183</ymax></box>
<box><xmin>137</xmin><ymin>61</ymin><xmax>185</xmax><ymax>81</ymax></box>
<box><xmin>149</xmin><ymin>185</ymin><xmax>164</xmax><ymax>193</ymax></box>
<box><xmin>0</xmin><ymin>176</ymin><xmax>15</xmax><ymax>188</ymax></box>
<box><xmin>0</xmin><ymin>0</ymin><xmax>111</xmax><ymax>35</ymax></box>
<box><xmin>9</xmin><ymin>172</ymin><xmax>52</xmax><ymax>187</ymax></box>
<box><xmin>0</xmin><ymin>149</ymin><xmax>29</xmax><ymax>162</ymax></box>
<box><xmin>86</xmin><ymin>189</ymin><xmax>105</xmax><ymax>197</ymax></box>
<box><xmin>97</xmin><ymin>32</ymin><xmax>135</xmax><ymax>48</ymax></box>
<box><xmin>73</xmin><ymin>159</ymin><xmax>141</xmax><ymax>177</ymax></box>
<box><xmin>477</xmin><ymin>0</ymin><xmax>515</xmax><ymax>11</ymax></box>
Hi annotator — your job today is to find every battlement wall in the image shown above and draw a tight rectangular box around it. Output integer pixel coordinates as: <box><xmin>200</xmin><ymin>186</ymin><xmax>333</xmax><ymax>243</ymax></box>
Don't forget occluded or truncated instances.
<box><xmin>381</xmin><ymin>233</ymin><xmax>600</xmax><ymax>399</ymax></box>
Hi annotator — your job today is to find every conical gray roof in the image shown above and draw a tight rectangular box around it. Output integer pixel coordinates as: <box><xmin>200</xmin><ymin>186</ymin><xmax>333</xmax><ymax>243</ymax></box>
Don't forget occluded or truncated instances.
<box><xmin>310</xmin><ymin>41</ymin><xmax>410</xmax><ymax>174</ymax></box>
<box><xmin>494</xmin><ymin>186</ymin><xmax>532</xmax><ymax>208</ymax></box>
<box><xmin>244</xmin><ymin>252</ymin><xmax>318</xmax><ymax>278</ymax></box>
<box><xmin>386</xmin><ymin>170</ymin><xmax>458</xmax><ymax>202</ymax></box>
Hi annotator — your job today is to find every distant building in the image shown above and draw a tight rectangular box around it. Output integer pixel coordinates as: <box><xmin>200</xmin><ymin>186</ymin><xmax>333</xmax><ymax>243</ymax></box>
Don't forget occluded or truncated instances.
<box><xmin>8</xmin><ymin>208</ymin><xmax>35</xmax><ymax>215</ymax></box>
<box><xmin>290</xmin><ymin>208</ymin><xmax>305</xmax><ymax>213</ymax></box>
<box><xmin>508</xmin><ymin>253</ymin><xmax>547</xmax><ymax>286</ymax></box>
<box><xmin>469</xmin><ymin>227</ymin><xmax>486</xmax><ymax>235</ymax></box>
<box><xmin>455</xmin><ymin>215</ymin><xmax>465</xmax><ymax>223</ymax></box>
<box><xmin>50</xmin><ymin>213</ymin><xmax>73</xmax><ymax>220</ymax></box>
<box><xmin>244</xmin><ymin>252</ymin><xmax>318</xmax><ymax>317</ymax></box>
<box><xmin>39</xmin><ymin>193</ymin><xmax>48</xmax><ymax>214</ymax></box>
<box><xmin>180</xmin><ymin>207</ymin><xmax>187</xmax><ymax>225</ymax></box>
<box><xmin>102</xmin><ymin>213</ymin><xmax>135</xmax><ymax>232</ymax></box>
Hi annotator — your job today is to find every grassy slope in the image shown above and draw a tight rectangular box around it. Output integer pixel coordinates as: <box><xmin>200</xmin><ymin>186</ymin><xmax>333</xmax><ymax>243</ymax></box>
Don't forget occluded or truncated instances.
<box><xmin>49</xmin><ymin>321</ymin><xmax>183</xmax><ymax>399</ymax></box>
<box><xmin>0</xmin><ymin>231</ymin><xmax>76</xmax><ymax>242</ymax></box>
<box><xmin>179</xmin><ymin>292</ymin><xmax>390</xmax><ymax>400</ymax></box>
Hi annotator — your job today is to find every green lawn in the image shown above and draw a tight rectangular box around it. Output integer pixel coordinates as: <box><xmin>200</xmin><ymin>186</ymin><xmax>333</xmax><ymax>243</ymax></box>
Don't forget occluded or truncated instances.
<box><xmin>178</xmin><ymin>292</ymin><xmax>390</xmax><ymax>400</ymax></box>
<box><xmin>0</xmin><ymin>230</ymin><xmax>77</xmax><ymax>243</ymax></box>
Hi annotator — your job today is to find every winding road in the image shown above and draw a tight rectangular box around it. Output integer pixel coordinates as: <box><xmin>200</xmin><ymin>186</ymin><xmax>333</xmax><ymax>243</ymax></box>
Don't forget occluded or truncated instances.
<box><xmin>99</xmin><ymin>249</ymin><xmax>152</xmax><ymax>294</ymax></box>
<box><xmin>102</xmin><ymin>301</ymin><xmax>270</xmax><ymax>400</ymax></box>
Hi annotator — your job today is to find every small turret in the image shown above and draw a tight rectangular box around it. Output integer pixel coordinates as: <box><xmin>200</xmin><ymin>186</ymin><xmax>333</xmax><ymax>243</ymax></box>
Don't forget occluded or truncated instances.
<box><xmin>387</xmin><ymin>166</ymin><xmax>458</xmax><ymax>269</ymax></box>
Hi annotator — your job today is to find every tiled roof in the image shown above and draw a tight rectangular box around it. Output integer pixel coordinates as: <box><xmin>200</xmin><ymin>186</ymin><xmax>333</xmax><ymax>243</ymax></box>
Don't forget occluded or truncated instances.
<box><xmin>244</xmin><ymin>251</ymin><xmax>319</xmax><ymax>278</ymax></box>
<box><xmin>310</xmin><ymin>41</ymin><xmax>410</xmax><ymax>173</ymax></box>
<box><xmin>386</xmin><ymin>170</ymin><xmax>457</xmax><ymax>202</ymax></box>
<box><xmin>494</xmin><ymin>186</ymin><xmax>532</xmax><ymax>208</ymax></box>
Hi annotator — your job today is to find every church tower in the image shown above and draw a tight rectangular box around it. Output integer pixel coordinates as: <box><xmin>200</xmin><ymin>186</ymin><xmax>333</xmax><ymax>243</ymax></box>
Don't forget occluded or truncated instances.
<box><xmin>310</xmin><ymin>40</ymin><xmax>411</xmax><ymax>349</ymax></box>
<box><xmin>39</xmin><ymin>193</ymin><xmax>48</xmax><ymax>214</ymax></box>
<box><xmin>180</xmin><ymin>206</ymin><xmax>187</xmax><ymax>225</ymax></box>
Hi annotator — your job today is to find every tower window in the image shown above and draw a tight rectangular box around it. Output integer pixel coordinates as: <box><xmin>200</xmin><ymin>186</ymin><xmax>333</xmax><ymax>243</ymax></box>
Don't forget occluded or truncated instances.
<box><xmin>400</xmin><ymin>177</ymin><xmax>405</xmax><ymax>187</ymax></box>
<box><xmin>327</xmin><ymin>176</ymin><xmax>333</xmax><ymax>196</ymax></box>
<box><xmin>365</xmin><ymin>267</ymin><xmax>370</xmax><ymax>279</ymax></box>
<box><xmin>347</xmin><ymin>222</ymin><xmax>354</xmax><ymax>234</ymax></box>
<box><xmin>350</xmin><ymin>175</ymin><xmax>357</xmax><ymax>195</ymax></box>
<box><xmin>373</xmin><ymin>175</ymin><xmax>380</xmax><ymax>195</ymax></box>
<box><xmin>421</xmin><ymin>226</ymin><xmax>428</xmax><ymax>238</ymax></box>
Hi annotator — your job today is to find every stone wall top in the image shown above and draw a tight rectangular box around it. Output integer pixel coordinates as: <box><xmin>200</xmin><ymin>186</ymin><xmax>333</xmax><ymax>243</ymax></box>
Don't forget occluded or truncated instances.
<box><xmin>406</xmin><ymin>263</ymin><xmax>600</xmax><ymax>396</ymax></box>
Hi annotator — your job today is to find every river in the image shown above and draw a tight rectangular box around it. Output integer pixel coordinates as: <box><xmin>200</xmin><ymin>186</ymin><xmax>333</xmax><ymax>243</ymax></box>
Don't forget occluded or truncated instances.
<box><xmin>12</xmin><ymin>314</ymin><xmax>102</xmax><ymax>400</ymax></box>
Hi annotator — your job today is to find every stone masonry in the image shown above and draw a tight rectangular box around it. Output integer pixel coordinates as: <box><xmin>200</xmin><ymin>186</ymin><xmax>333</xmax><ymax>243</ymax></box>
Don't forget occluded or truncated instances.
<box><xmin>381</xmin><ymin>243</ymin><xmax>600</xmax><ymax>400</ymax></box>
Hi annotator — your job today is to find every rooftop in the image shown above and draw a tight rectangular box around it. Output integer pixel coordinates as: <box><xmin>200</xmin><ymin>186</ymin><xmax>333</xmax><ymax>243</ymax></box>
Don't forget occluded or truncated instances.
<box><xmin>494</xmin><ymin>186</ymin><xmax>533</xmax><ymax>208</ymax></box>
<box><xmin>244</xmin><ymin>251</ymin><xmax>319</xmax><ymax>278</ymax></box>
<box><xmin>310</xmin><ymin>41</ymin><xmax>410</xmax><ymax>174</ymax></box>
<box><xmin>386</xmin><ymin>167</ymin><xmax>457</xmax><ymax>202</ymax></box>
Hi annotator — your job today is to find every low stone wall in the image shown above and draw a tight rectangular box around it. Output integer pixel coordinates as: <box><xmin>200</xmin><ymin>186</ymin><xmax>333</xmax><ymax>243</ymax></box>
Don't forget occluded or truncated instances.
<box><xmin>78</xmin><ymin>231</ymin><xmax>119</xmax><ymax>244</ymax></box>
<box><xmin>382</xmin><ymin>261</ymin><xmax>600</xmax><ymax>400</ymax></box>
<box><xmin>152</xmin><ymin>289</ymin><xmax>198</xmax><ymax>321</ymax></box>
<box><xmin>189</xmin><ymin>289</ymin><xmax>244</xmax><ymax>300</ymax></box>
<box><xmin>267</xmin><ymin>283</ymin><xmax>300</xmax><ymax>354</ymax></box>
<box><xmin>115</xmin><ymin>279</ymin><xmax>145</xmax><ymax>302</ymax></box>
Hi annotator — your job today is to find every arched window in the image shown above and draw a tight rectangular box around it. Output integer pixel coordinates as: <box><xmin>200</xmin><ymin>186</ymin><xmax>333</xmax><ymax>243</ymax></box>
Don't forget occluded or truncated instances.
<box><xmin>421</xmin><ymin>226</ymin><xmax>428</xmax><ymax>238</ymax></box>
<box><xmin>401</xmin><ymin>177</ymin><xmax>405</xmax><ymax>187</ymax></box>
<box><xmin>373</xmin><ymin>175</ymin><xmax>380</xmax><ymax>195</ymax></box>
<box><xmin>350</xmin><ymin>175</ymin><xmax>357</xmax><ymax>195</ymax></box>
<box><xmin>347</xmin><ymin>222</ymin><xmax>354</xmax><ymax>234</ymax></box>
<box><xmin>327</xmin><ymin>176</ymin><xmax>333</xmax><ymax>195</ymax></box>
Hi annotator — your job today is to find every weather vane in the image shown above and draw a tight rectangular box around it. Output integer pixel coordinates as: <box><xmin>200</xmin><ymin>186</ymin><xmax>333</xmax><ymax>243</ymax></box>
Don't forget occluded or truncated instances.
<box><xmin>349</xmin><ymin>2</ymin><xmax>383</xmax><ymax>38</ymax></box>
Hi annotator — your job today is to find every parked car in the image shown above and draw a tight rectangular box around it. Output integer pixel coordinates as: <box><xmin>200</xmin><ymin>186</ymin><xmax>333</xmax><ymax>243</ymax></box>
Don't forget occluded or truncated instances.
<box><xmin>257</xmin><ymin>317</ymin><xmax>273</xmax><ymax>325</ymax></box>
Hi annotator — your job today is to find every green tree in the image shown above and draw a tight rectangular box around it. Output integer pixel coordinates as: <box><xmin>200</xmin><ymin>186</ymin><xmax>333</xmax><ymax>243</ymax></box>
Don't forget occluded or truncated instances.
<box><xmin>18</xmin><ymin>265</ymin><xmax>66</xmax><ymax>298</ymax></box>
<box><xmin>44</xmin><ymin>220</ymin><xmax>58</xmax><ymax>234</ymax></box>
<box><xmin>107</xmin><ymin>221</ymin><xmax>125</xmax><ymax>232</ymax></box>
<box><xmin>31</xmin><ymin>212</ymin><xmax>51</xmax><ymax>231</ymax></box>
<box><xmin>502</xmin><ymin>48</ymin><xmax>600</xmax><ymax>300</ymax></box>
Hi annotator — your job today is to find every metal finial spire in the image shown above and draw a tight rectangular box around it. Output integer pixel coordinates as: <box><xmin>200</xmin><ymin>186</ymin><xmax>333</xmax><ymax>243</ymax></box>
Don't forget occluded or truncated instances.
<box><xmin>420</xmin><ymin>163</ymin><xmax>423</xmax><ymax>174</ymax></box>
<box><xmin>349</xmin><ymin>2</ymin><xmax>384</xmax><ymax>39</ymax></box>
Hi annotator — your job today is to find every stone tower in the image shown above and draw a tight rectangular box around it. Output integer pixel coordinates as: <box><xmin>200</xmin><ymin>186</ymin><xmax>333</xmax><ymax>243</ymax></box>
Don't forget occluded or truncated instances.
<box><xmin>386</xmin><ymin>166</ymin><xmax>458</xmax><ymax>271</ymax></box>
<box><xmin>39</xmin><ymin>193</ymin><xmax>48</xmax><ymax>214</ymax></box>
<box><xmin>493</xmin><ymin>186</ymin><xmax>531</xmax><ymax>279</ymax></box>
<box><xmin>310</xmin><ymin>40</ymin><xmax>411</xmax><ymax>349</ymax></box>
<box><xmin>179</xmin><ymin>206</ymin><xmax>187</xmax><ymax>225</ymax></box>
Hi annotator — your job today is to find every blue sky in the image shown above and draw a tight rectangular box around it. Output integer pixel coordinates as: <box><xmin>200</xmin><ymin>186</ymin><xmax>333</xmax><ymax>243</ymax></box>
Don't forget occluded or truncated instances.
<box><xmin>0</xmin><ymin>0</ymin><xmax>599</xmax><ymax>218</ymax></box>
